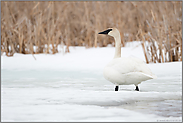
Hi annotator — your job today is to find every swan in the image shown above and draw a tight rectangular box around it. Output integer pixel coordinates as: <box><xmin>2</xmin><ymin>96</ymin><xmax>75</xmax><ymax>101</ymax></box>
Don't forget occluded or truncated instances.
<box><xmin>98</xmin><ymin>28</ymin><xmax>157</xmax><ymax>91</ymax></box>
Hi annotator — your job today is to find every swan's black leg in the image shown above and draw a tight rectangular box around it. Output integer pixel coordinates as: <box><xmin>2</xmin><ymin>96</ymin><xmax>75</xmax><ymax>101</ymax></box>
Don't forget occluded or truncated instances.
<box><xmin>135</xmin><ymin>86</ymin><xmax>139</xmax><ymax>91</ymax></box>
<box><xmin>115</xmin><ymin>86</ymin><xmax>119</xmax><ymax>91</ymax></box>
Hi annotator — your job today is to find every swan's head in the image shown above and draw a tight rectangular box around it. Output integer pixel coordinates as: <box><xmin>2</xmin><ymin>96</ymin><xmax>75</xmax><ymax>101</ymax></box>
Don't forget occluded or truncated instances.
<box><xmin>98</xmin><ymin>28</ymin><xmax>120</xmax><ymax>38</ymax></box>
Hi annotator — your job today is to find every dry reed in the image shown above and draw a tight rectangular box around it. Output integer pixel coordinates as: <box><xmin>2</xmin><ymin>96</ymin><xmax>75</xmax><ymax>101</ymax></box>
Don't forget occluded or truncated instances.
<box><xmin>1</xmin><ymin>1</ymin><xmax>182</xmax><ymax>63</ymax></box>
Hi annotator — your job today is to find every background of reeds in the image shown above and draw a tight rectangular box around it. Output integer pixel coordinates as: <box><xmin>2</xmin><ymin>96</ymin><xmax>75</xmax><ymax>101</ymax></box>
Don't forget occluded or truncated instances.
<box><xmin>1</xmin><ymin>1</ymin><xmax>182</xmax><ymax>63</ymax></box>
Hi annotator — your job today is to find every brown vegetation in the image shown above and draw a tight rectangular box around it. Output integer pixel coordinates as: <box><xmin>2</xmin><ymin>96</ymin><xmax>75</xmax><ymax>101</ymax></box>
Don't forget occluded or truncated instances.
<box><xmin>1</xmin><ymin>1</ymin><xmax>182</xmax><ymax>63</ymax></box>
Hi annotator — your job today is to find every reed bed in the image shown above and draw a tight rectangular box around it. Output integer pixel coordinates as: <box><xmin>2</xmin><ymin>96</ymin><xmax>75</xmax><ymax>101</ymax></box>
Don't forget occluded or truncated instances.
<box><xmin>1</xmin><ymin>1</ymin><xmax>182</xmax><ymax>63</ymax></box>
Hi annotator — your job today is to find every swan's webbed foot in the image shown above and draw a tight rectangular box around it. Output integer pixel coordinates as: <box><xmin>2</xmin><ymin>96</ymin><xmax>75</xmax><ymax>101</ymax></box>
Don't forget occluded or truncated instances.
<box><xmin>115</xmin><ymin>86</ymin><xmax>119</xmax><ymax>91</ymax></box>
<box><xmin>135</xmin><ymin>86</ymin><xmax>139</xmax><ymax>91</ymax></box>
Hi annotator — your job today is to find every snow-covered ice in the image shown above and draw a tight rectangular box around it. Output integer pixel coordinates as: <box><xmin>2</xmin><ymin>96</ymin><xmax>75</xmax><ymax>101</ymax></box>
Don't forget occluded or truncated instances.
<box><xmin>1</xmin><ymin>41</ymin><xmax>182</xmax><ymax>122</ymax></box>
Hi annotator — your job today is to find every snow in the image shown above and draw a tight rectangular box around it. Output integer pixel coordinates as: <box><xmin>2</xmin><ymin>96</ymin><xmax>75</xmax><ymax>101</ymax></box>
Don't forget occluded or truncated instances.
<box><xmin>1</xmin><ymin>41</ymin><xmax>182</xmax><ymax>122</ymax></box>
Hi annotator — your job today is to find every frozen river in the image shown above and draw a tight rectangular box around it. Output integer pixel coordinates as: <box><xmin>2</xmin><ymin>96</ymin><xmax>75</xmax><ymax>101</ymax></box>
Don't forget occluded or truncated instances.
<box><xmin>1</xmin><ymin>44</ymin><xmax>182</xmax><ymax>121</ymax></box>
<box><xmin>1</xmin><ymin>66</ymin><xmax>182</xmax><ymax>122</ymax></box>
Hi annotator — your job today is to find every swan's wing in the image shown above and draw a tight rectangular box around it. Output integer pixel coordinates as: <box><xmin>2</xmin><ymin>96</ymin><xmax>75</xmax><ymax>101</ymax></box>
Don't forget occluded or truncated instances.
<box><xmin>106</xmin><ymin>57</ymin><xmax>157</xmax><ymax>78</ymax></box>
<box><xmin>129</xmin><ymin>57</ymin><xmax>156</xmax><ymax>78</ymax></box>
<box><xmin>106</xmin><ymin>58</ymin><xmax>135</xmax><ymax>74</ymax></box>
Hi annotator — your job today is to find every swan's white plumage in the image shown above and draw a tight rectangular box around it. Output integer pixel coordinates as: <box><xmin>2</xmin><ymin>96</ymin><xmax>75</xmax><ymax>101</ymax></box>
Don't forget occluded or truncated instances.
<box><xmin>103</xmin><ymin>57</ymin><xmax>157</xmax><ymax>86</ymax></box>
<box><xmin>99</xmin><ymin>28</ymin><xmax>157</xmax><ymax>87</ymax></box>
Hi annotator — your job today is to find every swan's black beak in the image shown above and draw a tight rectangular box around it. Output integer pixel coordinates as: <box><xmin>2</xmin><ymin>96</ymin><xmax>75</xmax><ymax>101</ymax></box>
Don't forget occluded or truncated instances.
<box><xmin>98</xmin><ymin>29</ymin><xmax>112</xmax><ymax>35</ymax></box>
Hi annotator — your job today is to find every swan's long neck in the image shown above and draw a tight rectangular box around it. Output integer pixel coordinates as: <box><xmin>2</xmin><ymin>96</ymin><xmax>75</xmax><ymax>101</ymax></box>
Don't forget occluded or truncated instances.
<box><xmin>113</xmin><ymin>35</ymin><xmax>121</xmax><ymax>59</ymax></box>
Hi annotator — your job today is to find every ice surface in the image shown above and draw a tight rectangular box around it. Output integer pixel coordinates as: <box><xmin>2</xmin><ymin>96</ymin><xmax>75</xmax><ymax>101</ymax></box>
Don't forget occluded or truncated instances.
<box><xmin>1</xmin><ymin>41</ymin><xmax>182</xmax><ymax>122</ymax></box>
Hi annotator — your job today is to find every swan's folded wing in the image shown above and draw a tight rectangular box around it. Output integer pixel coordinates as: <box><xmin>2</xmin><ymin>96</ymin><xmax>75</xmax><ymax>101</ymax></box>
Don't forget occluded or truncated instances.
<box><xmin>106</xmin><ymin>57</ymin><xmax>157</xmax><ymax>79</ymax></box>
<box><xmin>129</xmin><ymin>57</ymin><xmax>157</xmax><ymax>78</ymax></box>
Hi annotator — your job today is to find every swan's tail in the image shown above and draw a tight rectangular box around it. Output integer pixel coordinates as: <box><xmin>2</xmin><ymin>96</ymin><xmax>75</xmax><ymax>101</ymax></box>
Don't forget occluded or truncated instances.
<box><xmin>141</xmin><ymin>72</ymin><xmax>157</xmax><ymax>79</ymax></box>
<box><xmin>124</xmin><ymin>72</ymin><xmax>157</xmax><ymax>83</ymax></box>
<box><xmin>146</xmin><ymin>73</ymin><xmax>157</xmax><ymax>79</ymax></box>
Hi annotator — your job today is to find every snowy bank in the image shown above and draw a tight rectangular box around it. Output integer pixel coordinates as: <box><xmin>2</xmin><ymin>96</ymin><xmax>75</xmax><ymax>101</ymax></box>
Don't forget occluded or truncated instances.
<box><xmin>1</xmin><ymin>41</ymin><xmax>182</xmax><ymax>122</ymax></box>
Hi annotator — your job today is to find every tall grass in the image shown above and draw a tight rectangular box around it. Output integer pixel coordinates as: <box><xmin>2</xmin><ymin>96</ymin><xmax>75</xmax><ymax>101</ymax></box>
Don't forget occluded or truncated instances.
<box><xmin>1</xmin><ymin>1</ymin><xmax>182</xmax><ymax>63</ymax></box>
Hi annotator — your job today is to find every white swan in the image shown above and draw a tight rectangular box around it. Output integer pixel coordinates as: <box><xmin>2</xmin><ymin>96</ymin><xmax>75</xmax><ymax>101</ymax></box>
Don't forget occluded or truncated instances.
<box><xmin>98</xmin><ymin>28</ymin><xmax>157</xmax><ymax>91</ymax></box>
